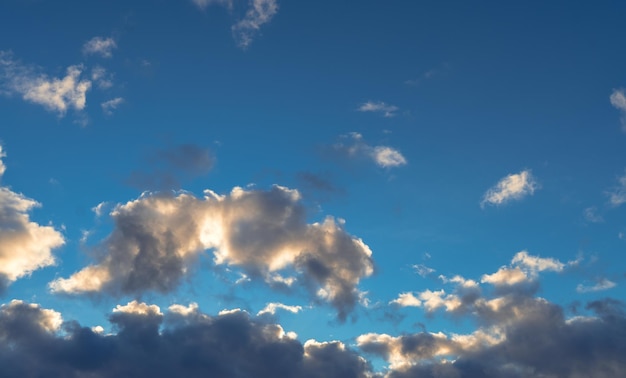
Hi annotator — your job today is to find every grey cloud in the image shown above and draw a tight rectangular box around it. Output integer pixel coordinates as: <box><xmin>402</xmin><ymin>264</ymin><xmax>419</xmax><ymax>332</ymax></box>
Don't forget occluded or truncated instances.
<box><xmin>50</xmin><ymin>185</ymin><xmax>374</xmax><ymax>320</ymax></box>
<box><xmin>127</xmin><ymin>143</ymin><xmax>216</xmax><ymax>190</ymax></box>
<box><xmin>0</xmin><ymin>300</ymin><xmax>374</xmax><ymax>378</ymax></box>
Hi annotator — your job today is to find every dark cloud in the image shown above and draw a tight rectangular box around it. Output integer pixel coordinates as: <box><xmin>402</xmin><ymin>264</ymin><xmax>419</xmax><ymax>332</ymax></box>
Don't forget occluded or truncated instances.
<box><xmin>127</xmin><ymin>144</ymin><xmax>215</xmax><ymax>190</ymax></box>
<box><xmin>0</xmin><ymin>300</ymin><xmax>374</xmax><ymax>378</ymax></box>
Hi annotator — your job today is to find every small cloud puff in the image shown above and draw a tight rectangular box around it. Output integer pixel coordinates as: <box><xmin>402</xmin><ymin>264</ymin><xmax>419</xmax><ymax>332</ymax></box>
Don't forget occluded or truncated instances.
<box><xmin>357</xmin><ymin>101</ymin><xmax>399</xmax><ymax>117</ymax></box>
<box><xmin>481</xmin><ymin>169</ymin><xmax>538</xmax><ymax>208</ymax></box>
<box><xmin>332</xmin><ymin>132</ymin><xmax>407</xmax><ymax>168</ymax></box>
<box><xmin>83</xmin><ymin>36</ymin><xmax>117</xmax><ymax>58</ymax></box>
<box><xmin>610</xmin><ymin>88</ymin><xmax>626</xmax><ymax>131</ymax></box>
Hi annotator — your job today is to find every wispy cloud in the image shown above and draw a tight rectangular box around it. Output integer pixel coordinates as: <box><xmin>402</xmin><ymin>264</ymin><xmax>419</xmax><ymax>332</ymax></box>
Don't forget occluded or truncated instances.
<box><xmin>192</xmin><ymin>0</ymin><xmax>233</xmax><ymax>9</ymax></box>
<box><xmin>232</xmin><ymin>0</ymin><xmax>279</xmax><ymax>49</ymax></box>
<box><xmin>101</xmin><ymin>97</ymin><xmax>124</xmax><ymax>116</ymax></box>
<box><xmin>82</xmin><ymin>36</ymin><xmax>117</xmax><ymax>58</ymax></box>
<box><xmin>91</xmin><ymin>66</ymin><xmax>113</xmax><ymax>89</ymax></box>
<box><xmin>577</xmin><ymin>278</ymin><xmax>617</xmax><ymax>293</ymax></box>
<box><xmin>331</xmin><ymin>132</ymin><xmax>407</xmax><ymax>168</ymax></box>
<box><xmin>0</xmin><ymin>51</ymin><xmax>91</xmax><ymax>116</ymax></box>
<box><xmin>606</xmin><ymin>170</ymin><xmax>626</xmax><ymax>207</ymax></box>
<box><xmin>357</xmin><ymin>101</ymin><xmax>399</xmax><ymax>117</ymax></box>
<box><xmin>610</xmin><ymin>88</ymin><xmax>626</xmax><ymax>131</ymax></box>
<box><xmin>481</xmin><ymin>169</ymin><xmax>538</xmax><ymax>208</ymax></box>
<box><xmin>583</xmin><ymin>206</ymin><xmax>604</xmax><ymax>223</ymax></box>
<box><xmin>257</xmin><ymin>302</ymin><xmax>303</xmax><ymax>316</ymax></box>
<box><xmin>412</xmin><ymin>264</ymin><xmax>435</xmax><ymax>277</ymax></box>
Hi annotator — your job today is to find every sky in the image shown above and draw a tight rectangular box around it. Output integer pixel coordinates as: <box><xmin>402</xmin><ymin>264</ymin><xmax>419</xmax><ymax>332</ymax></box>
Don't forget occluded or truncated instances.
<box><xmin>0</xmin><ymin>0</ymin><xmax>626</xmax><ymax>376</ymax></box>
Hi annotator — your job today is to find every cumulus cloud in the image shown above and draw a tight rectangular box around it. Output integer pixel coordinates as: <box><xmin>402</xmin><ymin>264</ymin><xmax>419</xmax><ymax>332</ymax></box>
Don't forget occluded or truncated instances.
<box><xmin>49</xmin><ymin>185</ymin><xmax>374</xmax><ymax>320</ymax></box>
<box><xmin>481</xmin><ymin>250</ymin><xmax>567</xmax><ymax>290</ymax></box>
<box><xmin>0</xmin><ymin>51</ymin><xmax>91</xmax><ymax>116</ymax></box>
<box><xmin>607</xmin><ymin>170</ymin><xmax>626</xmax><ymax>207</ymax></box>
<box><xmin>0</xmin><ymin>300</ymin><xmax>374</xmax><ymax>378</ymax></box>
<box><xmin>232</xmin><ymin>0</ymin><xmax>279</xmax><ymax>49</ymax></box>
<box><xmin>610</xmin><ymin>88</ymin><xmax>626</xmax><ymax>131</ymax></box>
<box><xmin>257</xmin><ymin>302</ymin><xmax>303</xmax><ymax>316</ymax></box>
<box><xmin>101</xmin><ymin>97</ymin><xmax>123</xmax><ymax>115</ymax></box>
<box><xmin>0</xmin><ymin>146</ymin><xmax>64</xmax><ymax>293</ymax></box>
<box><xmin>82</xmin><ymin>36</ymin><xmax>117</xmax><ymax>58</ymax></box>
<box><xmin>357</xmin><ymin>101</ymin><xmax>399</xmax><ymax>117</ymax></box>
<box><xmin>481</xmin><ymin>169</ymin><xmax>538</xmax><ymax>207</ymax></box>
<box><xmin>331</xmin><ymin>132</ymin><xmax>407</xmax><ymax>168</ymax></box>
<box><xmin>376</xmin><ymin>253</ymin><xmax>626</xmax><ymax>377</ymax></box>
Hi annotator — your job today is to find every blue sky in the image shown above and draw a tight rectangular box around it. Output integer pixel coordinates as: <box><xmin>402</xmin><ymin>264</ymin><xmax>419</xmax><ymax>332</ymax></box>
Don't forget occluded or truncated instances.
<box><xmin>1</xmin><ymin>1</ymin><xmax>626</xmax><ymax>376</ymax></box>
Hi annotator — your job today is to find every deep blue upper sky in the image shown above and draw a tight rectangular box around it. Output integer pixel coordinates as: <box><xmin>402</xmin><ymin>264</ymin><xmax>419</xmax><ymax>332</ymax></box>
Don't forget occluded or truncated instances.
<box><xmin>0</xmin><ymin>1</ymin><xmax>625</xmax><ymax>376</ymax></box>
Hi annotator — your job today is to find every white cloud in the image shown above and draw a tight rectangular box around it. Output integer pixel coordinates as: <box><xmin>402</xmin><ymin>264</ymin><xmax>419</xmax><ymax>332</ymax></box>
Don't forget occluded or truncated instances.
<box><xmin>607</xmin><ymin>171</ymin><xmax>626</xmax><ymax>207</ymax></box>
<box><xmin>481</xmin><ymin>267</ymin><xmax>528</xmax><ymax>286</ymax></box>
<box><xmin>481</xmin><ymin>251</ymin><xmax>567</xmax><ymax>287</ymax></box>
<box><xmin>49</xmin><ymin>185</ymin><xmax>374</xmax><ymax>320</ymax></box>
<box><xmin>610</xmin><ymin>88</ymin><xmax>626</xmax><ymax>131</ymax></box>
<box><xmin>91</xmin><ymin>201</ymin><xmax>108</xmax><ymax>217</ymax></box>
<box><xmin>113</xmin><ymin>300</ymin><xmax>162</xmax><ymax>316</ymax></box>
<box><xmin>390</xmin><ymin>292</ymin><xmax>421</xmax><ymax>307</ymax></box>
<box><xmin>83</xmin><ymin>36</ymin><xmax>117</xmax><ymax>58</ymax></box>
<box><xmin>257</xmin><ymin>302</ymin><xmax>302</xmax><ymax>316</ymax></box>
<box><xmin>576</xmin><ymin>278</ymin><xmax>616</xmax><ymax>293</ymax></box>
<box><xmin>0</xmin><ymin>51</ymin><xmax>91</xmax><ymax>116</ymax></box>
<box><xmin>0</xmin><ymin>146</ymin><xmax>65</xmax><ymax>290</ymax></box>
<box><xmin>332</xmin><ymin>133</ymin><xmax>407</xmax><ymax>168</ymax></box>
<box><xmin>511</xmin><ymin>251</ymin><xmax>565</xmax><ymax>273</ymax></box>
<box><xmin>232</xmin><ymin>0</ymin><xmax>279</xmax><ymax>49</ymax></box>
<box><xmin>101</xmin><ymin>97</ymin><xmax>124</xmax><ymax>115</ymax></box>
<box><xmin>357</xmin><ymin>101</ymin><xmax>399</xmax><ymax>117</ymax></box>
<box><xmin>481</xmin><ymin>169</ymin><xmax>538</xmax><ymax>207</ymax></box>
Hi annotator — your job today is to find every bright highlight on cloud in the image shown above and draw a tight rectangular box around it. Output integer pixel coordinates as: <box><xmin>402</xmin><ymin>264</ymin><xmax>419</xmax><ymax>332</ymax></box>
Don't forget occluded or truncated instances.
<box><xmin>257</xmin><ymin>302</ymin><xmax>303</xmax><ymax>316</ymax></box>
<box><xmin>481</xmin><ymin>169</ymin><xmax>538</xmax><ymax>207</ymax></box>
<box><xmin>610</xmin><ymin>88</ymin><xmax>626</xmax><ymax>131</ymax></box>
<box><xmin>357</xmin><ymin>101</ymin><xmax>399</xmax><ymax>117</ymax></box>
<box><xmin>82</xmin><ymin>36</ymin><xmax>117</xmax><ymax>58</ymax></box>
<box><xmin>0</xmin><ymin>51</ymin><xmax>91</xmax><ymax>116</ymax></box>
<box><xmin>332</xmin><ymin>133</ymin><xmax>407</xmax><ymax>168</ymax></box>
<box><xmin>0</xmin><ymin>146</ymin><xmax>65</xmax><ymax>293</ymax></box>
<box><xmin>49</xmin><ymin>185</ymin><xmax>374</xmax><ymax>320</ymax></box>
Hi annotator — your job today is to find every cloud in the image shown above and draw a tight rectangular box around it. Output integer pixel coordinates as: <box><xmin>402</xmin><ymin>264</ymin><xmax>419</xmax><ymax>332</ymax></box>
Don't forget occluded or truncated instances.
<box><xmin>127</xmin><ymin>144</ymin><xmax>216</xmax><ymax>190</ymax></box>
<box><xmin>49</xmin><ymin>185</ymin><xmax>374</xmax><ymax>320</ymax></box>
<box><xmin>82</xmin><ymin>36</ymin><xmax>117</xmax><ymax>58</ymax></box>
<box><xmin>192</xmin><ymin>0</ymin><xmax>233</xmax><ymax>9</ymax></box>
<box><xmin>331</xmin><ymin>133</ymin><xmax>407</xmax><ymax>168</ymax></box>
<box><xmin>375</xmin><ymin>254</ymin><xmax>626</xmax><ymax>377</ymax></box>
<box><xmin>481</xmin><ymin>169</ymin><xmax>538</xmax><ymax>207</ymax></box>
<box><xmin>607</xmin><ymin>170</ymin><xmax>626</xmax><ymax>207</ymax></box>
<box><xmin>0</xmin><ymin>299</ymin><xmax>374</xmax><ymax>378</ymax></box>
<box><xmin>0</xmin><ymin>51</ymin><xmax>91</xmax><ymax>116</ymax></box>
<box><xmin>91</xmin><ymin>66</ymin><xmax>113</xmax><ymax>89</ymax></box>
<box><xmin>0</xmin><ymin>146</ymin><xmax>64</xmax><ymax>293</ymax></box>
<box><xmin>583</xmin><ymin>206</ymin><xmax>604</xmax><ymax>223</ymax></box>
<box><xmin>101</xmin><ymin>97</ymin><xmax>124</xmax><ymax>116</ymax></box>
<box><xmin>576</xmin><ymin>278</ymin><xmax>617</xmax><ymax>293</ymax></box>
<box><xmin>610</xmin><ymin>88</ymin><xmax>626</xmax><ymax>131</ymax></box>
<box><xmin>389</xmin><ymin>292</ymin><xmax>421</xmax><ymax>308</ymax></box>
<box><xmin>257</xmin><ymin>302</ymin><xmax>303</xmax><ymax>316</ymax></box>
<box><xmin>412</xmin><ymin>264</ymin><xmax>435</xmax><ymax>277</ymax></box>
<box><xmin>232</xmin><ymin>0</ymin><xmax>279</xmax><ymax>49</ymax></box>
<box><xmin>357</xmin><ymin>101</ymin><xmax>399</xmax><ymax>117</ymax></box>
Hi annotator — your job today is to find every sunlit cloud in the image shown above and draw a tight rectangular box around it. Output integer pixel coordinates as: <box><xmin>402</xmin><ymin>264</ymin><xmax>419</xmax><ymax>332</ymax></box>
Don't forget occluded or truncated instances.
<box><xmin>481</xmin><ymin>169</ymin><xmax>538</xmax><ymax>207</ymax></box>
